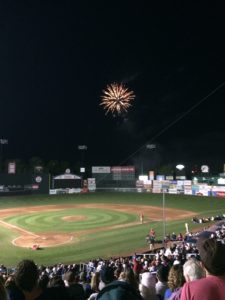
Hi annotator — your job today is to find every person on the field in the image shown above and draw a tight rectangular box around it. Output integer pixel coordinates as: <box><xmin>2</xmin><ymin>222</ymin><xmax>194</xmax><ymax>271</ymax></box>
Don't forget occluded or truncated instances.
<box><xmin>149</xmin><ymin>228</ymin><xmax>156</xmax><ymax>251</ymax></box>
<box><xmin>149</xmin><ymin>228</ymin><xmax>155</xmax><ymax>238</ymax></box>
<box><xmin>140</xmin><ymin>213</ymin><xmax>144</xmax><ymax>224</ymax></box>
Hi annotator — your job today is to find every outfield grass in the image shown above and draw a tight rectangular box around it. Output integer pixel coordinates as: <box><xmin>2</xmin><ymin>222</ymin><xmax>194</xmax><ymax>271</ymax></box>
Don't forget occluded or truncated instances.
<box><xmin>0</xmin><ymin>192</ymin><xmax>224</xmax><ymax>266</ymax></box>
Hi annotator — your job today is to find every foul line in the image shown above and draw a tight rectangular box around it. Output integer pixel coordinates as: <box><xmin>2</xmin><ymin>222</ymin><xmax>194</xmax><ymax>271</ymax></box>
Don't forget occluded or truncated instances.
<box><xmin>0</xmin><ymin>220</ymin><xmax>39</xmax><ymax>237</ymax></box>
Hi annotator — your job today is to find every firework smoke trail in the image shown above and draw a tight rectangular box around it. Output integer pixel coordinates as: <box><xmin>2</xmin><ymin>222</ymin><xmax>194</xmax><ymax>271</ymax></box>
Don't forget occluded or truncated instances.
<box><xmin>100</xmin><ymin>83</ymin><xmax>135</xmax><ymax>115</ymax></box>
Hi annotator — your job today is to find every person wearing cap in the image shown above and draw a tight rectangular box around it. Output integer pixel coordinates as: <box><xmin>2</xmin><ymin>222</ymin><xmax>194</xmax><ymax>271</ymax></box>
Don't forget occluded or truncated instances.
<box><xmin>181</xmin><ymin>238</ymin><xmax>225</xmax><ymax>300</ymax></box>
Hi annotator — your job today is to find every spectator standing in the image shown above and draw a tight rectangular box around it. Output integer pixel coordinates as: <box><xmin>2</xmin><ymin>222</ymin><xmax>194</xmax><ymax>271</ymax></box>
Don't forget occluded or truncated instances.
<box><xmin>155</xmin><ymin>265</ymin><xmax>169</xmax><ymax>300</ymax></box>
<box><xmin>181</xmin><ymin>238</ymin><xmax>225</xmax><ymax>300</ymax></box>
<box><xmin>98</xmin><ymin>265</ymin><xmax>115</xmax><ymax>292</ymax></box>
<box><xmin>79</xmin><ymin>271</ymin><xmax>92</xmax><ymax>299</ymax></box>
<box><xmin>13</xmin><ymin>259</ymin><xmax>42</xmax><ymax>300</ymax></box>
<box><xmin>133</xmin><ymin>257</ymin><xmax>142</xmax><ymax>277</ymax></box>
<box><xmin>87</xmin><ymin>272</ymin><xmax>101</xmax><ymax>300</ymax></box>
<box><xmin>64</xmin><ymin>271</ymin><xmax>85</xmax><ymax>300</ymax></box>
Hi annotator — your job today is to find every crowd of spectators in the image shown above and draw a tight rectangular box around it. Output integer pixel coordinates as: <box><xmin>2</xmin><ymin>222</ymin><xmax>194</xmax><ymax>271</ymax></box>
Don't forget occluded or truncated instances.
<box><xmin>192</xmin><ymin>214</ymin><xmax>225</xmax><ymax>224</ymax></box>
<box><xmin>0</xmin><ymin>221</ymin><xmax>225</xmax><ymax>299</ymax></box>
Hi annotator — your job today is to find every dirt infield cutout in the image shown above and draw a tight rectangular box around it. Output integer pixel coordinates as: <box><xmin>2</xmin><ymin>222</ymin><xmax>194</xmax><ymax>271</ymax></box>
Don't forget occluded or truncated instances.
<box><xmin>62</xmin><ymin>215</ymin><xmax>87</xmax><ymax>222</ymax></box>
<box><xmin>0</xmin><ymin>204</ymin><xmax>195</xmax><ymax>248</ymax></box>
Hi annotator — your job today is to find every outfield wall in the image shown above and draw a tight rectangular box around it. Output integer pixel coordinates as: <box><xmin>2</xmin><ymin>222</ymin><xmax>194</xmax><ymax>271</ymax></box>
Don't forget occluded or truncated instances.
<box><xmin>0</xmin><ymin>173</ymin><xmax>49</xmax><ymax>196</ymax></box>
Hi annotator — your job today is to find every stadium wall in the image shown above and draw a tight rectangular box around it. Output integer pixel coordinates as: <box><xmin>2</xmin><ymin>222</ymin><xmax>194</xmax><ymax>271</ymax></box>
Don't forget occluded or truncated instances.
<box><xmin>0</xmin><ymin>173</ymin><xmax>49</xmax><ymax>196</ymax></box>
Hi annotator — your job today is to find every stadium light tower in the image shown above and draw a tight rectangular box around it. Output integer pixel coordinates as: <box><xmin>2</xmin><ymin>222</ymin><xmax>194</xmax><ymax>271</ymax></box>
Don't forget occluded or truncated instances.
<box><xmin>175</xmin><ymin>164</ymin><xmax>185</xmax><ymax>180</ymax></box>
<box><xmin>162</xmin><ymin>190</ymin><xmax>166</xmax><ymax>242</ymax></box>
<box><xmin>140</xmin><ymin>144</ymin><xmax>156</xmax><ymax>175</ymax></box>
<box><xmin>0</xmin><ymin>138</ymin><xmax>8</xmax><ymax>172</ymax></box>
<box><xmin>78</xmin><ymin>145</ymin><xmax>87</xmax><ymax>174</ymax></box>
<box><xmin>161</xmin><ymin>182</ymin><xmax>168</xmax><ymax>244</ymax></box>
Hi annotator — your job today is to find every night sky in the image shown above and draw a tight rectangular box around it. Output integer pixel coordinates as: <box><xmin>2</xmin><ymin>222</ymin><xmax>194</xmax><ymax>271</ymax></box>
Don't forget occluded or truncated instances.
<box><xmin>1</xmin><ymin>2</ymin><xmax>225</xmax><ymax>174</ymax></box>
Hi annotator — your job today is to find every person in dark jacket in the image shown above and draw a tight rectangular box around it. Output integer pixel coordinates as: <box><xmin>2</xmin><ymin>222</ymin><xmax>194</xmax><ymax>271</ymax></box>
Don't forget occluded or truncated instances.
<box><xmin>64</xmin><ymin>271</ymin><xmax>85</xmax><ymax>300</ymax></box>
<box><xmin>9</xmin><ymin>259</ymin><xmax>70</xmax><ymax>300</ymax></box>
<box><xmin>96</xmin><ymin>280</ymin><xmax>143</xmax><ymax>300</ymax></box>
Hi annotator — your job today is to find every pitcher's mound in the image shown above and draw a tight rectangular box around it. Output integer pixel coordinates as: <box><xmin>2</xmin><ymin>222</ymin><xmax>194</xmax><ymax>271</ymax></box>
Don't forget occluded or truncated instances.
<box><xmin>62</xmin><ymin>215</ymin><xmax>87</xmax><ymax>222</ymax></box>
<box><xmin>12</xmin><ymin>233</ymin><xmax>74</xmax><ymax>248</ymax></box>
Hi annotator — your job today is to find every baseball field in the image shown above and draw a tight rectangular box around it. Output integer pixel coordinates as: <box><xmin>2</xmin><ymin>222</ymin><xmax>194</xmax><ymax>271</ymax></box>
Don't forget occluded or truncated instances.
<box><xmin>0</xmin><ymin>192</ymin><xmax>224</xmax><ymax>266</ymax></box>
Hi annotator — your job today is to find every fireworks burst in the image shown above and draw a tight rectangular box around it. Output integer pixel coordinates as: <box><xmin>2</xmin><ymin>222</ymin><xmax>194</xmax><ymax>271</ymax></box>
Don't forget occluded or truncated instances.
<box><xmin>100</xmin><ymin>83</ymin><xmax>135</xmax><ymax>115</ymax></box>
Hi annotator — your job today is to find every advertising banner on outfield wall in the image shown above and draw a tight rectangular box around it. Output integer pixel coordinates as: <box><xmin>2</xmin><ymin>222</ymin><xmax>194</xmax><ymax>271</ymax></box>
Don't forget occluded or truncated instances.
<box><xmin>92</xmin><ymin>166</ymin><xmax>111</xmax><ymax>173</ymax></box>
<box><xmin>8</xmin><ymin>162</ymin><xmax>16</xmax><ymax>174</ymax></box>
<box><xmin>111</xmin><ymin>166</ymin><xmax>135</xmax><ymax>173</ymax></box>
<box><xmin>87</xmin><ymin>178</ymin><xmax>96</xmax><ymax>191</ymax></box>
<box><xmin>149</xmin><ymin>171</ymin><xmax>154</xmax><ymax>180</ymax></box>
<box><xmin>211</xmin><ymin>186</ymin><xmax>225</xmax><ymax>197</ymax></box>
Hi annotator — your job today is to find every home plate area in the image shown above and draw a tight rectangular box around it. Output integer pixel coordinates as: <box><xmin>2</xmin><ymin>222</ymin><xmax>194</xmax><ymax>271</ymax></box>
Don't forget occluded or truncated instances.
<box><xmin>12</xmin><ymin>233</ymin><xmax>74</xmax><ymax>248</ymax></box>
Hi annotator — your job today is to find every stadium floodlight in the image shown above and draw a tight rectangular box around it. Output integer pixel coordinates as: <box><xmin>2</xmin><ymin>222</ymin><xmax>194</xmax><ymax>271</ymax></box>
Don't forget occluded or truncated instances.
<box><xmin>0</xmin><ymin>139</ymin><xmax>8</xmax><ymax>145</ymax></box>
<box><xmin>201</xmin><ymin>165</ymin><xmax>209</xmax><ymax>173</ymax></box>
<box><xmin>78</xmin><ymin>145</ymin><xmax>88</xmax><ymax>176</ymax></box>
<box><xmin>146</xmin><ymin>144</ymin><xmax>156</xmax><ymax>149</ymax></box>
<box><xmin>176</xmin><ymin>164</ymin><xmax>185</xmax><ymax>171</ymax></box>
<box><xmin>78</xmin><ymin>145</ymin><xmax>87</xmax><ymax>150</ymax></box>
<box><xmin>140</xmin><ymin>144</ymin><xmax>156</xmax><ymax>175</ymax></box>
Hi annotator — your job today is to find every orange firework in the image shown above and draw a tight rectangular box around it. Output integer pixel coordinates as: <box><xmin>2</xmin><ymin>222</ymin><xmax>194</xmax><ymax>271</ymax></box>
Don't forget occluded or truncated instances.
<box><xmin>100</xmin><ymin>83</ymin><xmax>135</xmax><ymax>115</ymax></box>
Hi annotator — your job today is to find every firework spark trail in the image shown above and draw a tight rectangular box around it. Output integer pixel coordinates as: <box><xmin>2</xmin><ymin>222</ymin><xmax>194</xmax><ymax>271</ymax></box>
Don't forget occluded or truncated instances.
<box><xmin>100</xmin><ymin>82</ymin><xmax>135</xmax><ymax>115</ymax></box>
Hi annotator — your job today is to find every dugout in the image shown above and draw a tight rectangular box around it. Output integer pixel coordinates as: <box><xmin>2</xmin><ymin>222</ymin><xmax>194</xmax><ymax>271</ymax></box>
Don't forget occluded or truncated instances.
<box><xmin>52</xmin><ymin>173</ymin><xmax>82</xmax><ymax>189</ymax></box>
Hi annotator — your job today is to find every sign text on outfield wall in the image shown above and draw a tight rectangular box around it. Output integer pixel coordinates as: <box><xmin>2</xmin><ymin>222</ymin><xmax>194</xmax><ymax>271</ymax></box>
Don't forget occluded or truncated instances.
<box><xmin>8</xmin><ymin>162</ymin><xmax>16</xmax><ymax>174</ymax></box>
